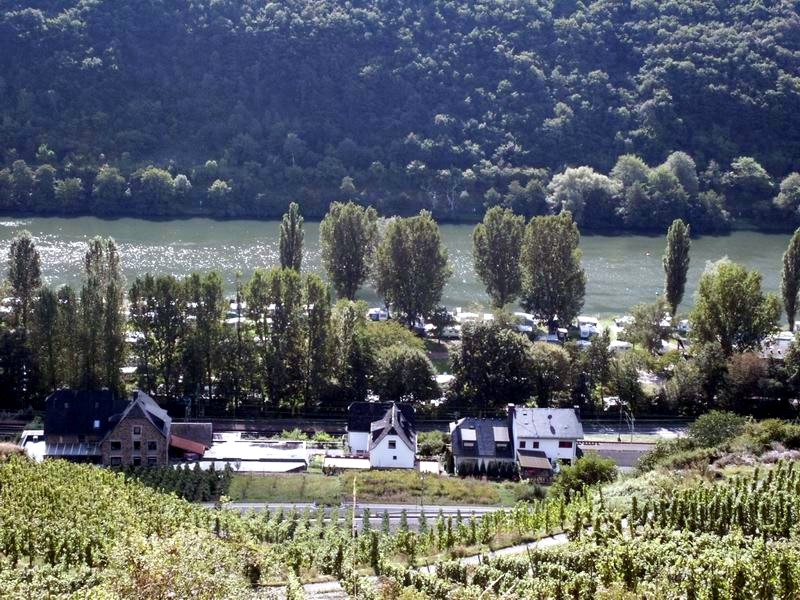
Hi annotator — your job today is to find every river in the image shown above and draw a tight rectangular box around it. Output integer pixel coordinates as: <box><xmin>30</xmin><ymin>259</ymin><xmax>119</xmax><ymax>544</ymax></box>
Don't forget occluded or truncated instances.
<box><xmin>0</xmin><ymin>216</ymin><xmax>791</xmax><ymax>318</ymax></box>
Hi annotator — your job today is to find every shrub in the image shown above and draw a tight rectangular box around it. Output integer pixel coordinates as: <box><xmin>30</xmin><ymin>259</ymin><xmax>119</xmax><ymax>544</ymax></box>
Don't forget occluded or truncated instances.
<box><xmin>745</xmin><ymin>419</ymin><xmax>800</xmax><ymax>451</ymax></box>
<box><xmin>552</xmin><ymin>454</ymin><xmax>616</xmax><ymax>498</ymax></box>
<box><xmin>688</xmin><ymin>411</ymin><xmax>748</xmax><ymax>447</ymax></box>
<box><xmin>514</xmin><ymin>483</ymin><xmax>546</xmax><ymax>503</ymax></box>
<box><xmin>418</xmin><ymin>430</ymin><xmax>449</xmax><ymax>457</ymax></box>
<box><xmin>0</xmin><ymin>442</ymin><xmax>24</xmax><ymax>461</ymax></box>
<box><xmin>636</xmin><ymin>438</ymin><xmax>696</xmax><ymax>473</ymax></box>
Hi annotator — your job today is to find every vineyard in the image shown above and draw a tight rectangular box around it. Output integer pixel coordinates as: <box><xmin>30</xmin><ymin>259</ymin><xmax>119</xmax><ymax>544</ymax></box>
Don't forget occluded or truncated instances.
<box><xmin>3</xmin><ymin>455</ymin><xmax>800</xmax><ymax>598</ymax></box>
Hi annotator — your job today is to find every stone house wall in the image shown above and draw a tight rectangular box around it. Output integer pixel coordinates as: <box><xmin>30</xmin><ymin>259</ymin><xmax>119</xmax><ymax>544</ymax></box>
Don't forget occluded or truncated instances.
<box><xmin>100</xmin><ymin>416</ymin><xmax>168</xmax><ymax>466</ymax></box>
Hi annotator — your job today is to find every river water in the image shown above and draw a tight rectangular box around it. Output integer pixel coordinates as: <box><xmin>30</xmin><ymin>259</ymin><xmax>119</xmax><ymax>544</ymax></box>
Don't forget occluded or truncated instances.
<box><xmin>0</xmin><ymin>216</ymin><xmax>791</xmax><ymax>318</ymax></box>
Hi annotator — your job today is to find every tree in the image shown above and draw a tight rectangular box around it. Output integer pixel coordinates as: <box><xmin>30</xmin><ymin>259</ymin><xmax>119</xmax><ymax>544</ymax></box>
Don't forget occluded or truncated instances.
<box><xmin>687</xmin><ymin>411</ymin><xmax>747</xmax><ymax>447</ymax></box>
<box><xmin>609</xmin><ymin>354</ymin><xmax>645</xmax><ymax>414</ymax></box>
<box><xmin>184</xmin><ymin>271</ymin><xmax>225</xmax><ymax>414</ymax></box>
<box><xmin>552</xmin><ymin>454</ymin><xmax>616</xmax><ymax>497</ymax></box>
<box><xmin>520</xmin><ymin>212</ymin><xmax>585</xmax><ymax>328</ymax></box>
<box><xmin>722</xmin><ymin>157</ymin><xmax>773</xmax><ymax>218</ymax></box>
<box><xmin>374</xmin><ymin>210</ymin><xmax>451</xmax><ymax>326</ymax></box>
<box><xmin>610</xmin><ymin>154</ymin><xmax>650</xmax><ymax>189</ymax></box>
<box><xmin>6</xmin><ymin>230</ymin><xmax>41</xmax><ymax>328</ymax></box>
<box><xmin>528</xmin><ymin>342</ymin><xmax>572</xmax><ymax>406</ymax></box>
<box><xmin>80</xmin><ymin>237</ymin><xmax>125</xmax><ymax>391</ymax></box>
<box><xmin>331</xmin><ymin>300</ymin><xmax>373</xmax><ymax>404</ymax></box>
<box><xmin>373</xmin><ymin>345</ymin><xmax>440</xmax><ymax>403</ymax></box>
<box><xmin>279</xmin><ymin>202</ymin><xmax>304</xmax><ymax>271</ymax></box>
<box><xmin>319</xmin><ymin>201</ymin><xmax>378</xmax><ymax>300</ymax></box>
<box><xmin>622</xmin><ymin>299</ymin><xmax>670</xmax><ymax>354</ymax></box>
<box><xmin>428</xmin><ymin>306</ymin><xmax>455</xmax><ymax>342</ymax></box>
<box><xmin>665</xmin><ymin>151</ymin><xmax>699</xmax><ymax>196</ymax></box>
<box><xmin>583</xmin><ymin>328</ymin><xmax>612</xmax><ymax>391</ymax></box>
<box><xmin>472</xmin><ymin>206</ymin><xmax>524</xmax><ymax>307</ymax></box>
<box><xmin>55</xmin><ymin>178</ymin><xmax>84</xmax><ymax>213</ymax></box>
<box><xmin>30</xmin><ymin>287</ymin><xmax>59</xmax><ymax>393</ymax></box>
<box><xmin>774</xmin><ymin>173</ymin><xmax>800</xmax><ymax>215</ymax></box>
<box><xmin>782</xmin><ymin>228</ymin><xmax>800</xmax><ymax>330</ymax></box>
<box><xmin>303</xmin><ymin>273</ymin><xmax>332</xmax><ymax>410</ymax></box>
<box><xmin>92</xmin><ymin>165</ymin><xmax>127</xmax><ymax>216</ymax></box>
<box><xmin>129</xmin><ymin>274</ymin><xmax>187</xmax><ymax>396</ymax></box>
<box><xmin>691</xmin><ymin>259</ymin><xmax>780</xmax><ymax>355</ymax></box>
<box><xmin>450</xmin><ymin>322</ymin><xmax>535</xmax><ymax>414</ymax></box>
<box><xmin>663</xmin><ymin>219</ymin><xmax>691</xmax><ymax>315</ymax></box>
<box><xmin>546</xmin><ymin>166</ymin><xmax>620</xmax><ymax>227</ymax></box>
<box><xmin>56</xmin><ymin>285</ymin><xmax>81</xmax><ymax>388</ymax></box>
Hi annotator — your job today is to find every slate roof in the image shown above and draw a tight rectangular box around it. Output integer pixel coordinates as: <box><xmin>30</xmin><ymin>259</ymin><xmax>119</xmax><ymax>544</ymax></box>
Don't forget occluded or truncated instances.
<box><xmin>105</xmin><ymin>390</ymin><xmax>171</xmax><ymax>439</ymax></box>
<box><xmin>44</xmin><ymin>389</ymin><xmax>128</xmax><ymax>437</ymax></box>
<box><xmin>347</xmin><ymin>401</ymin><xmax>415</xmax><ymax>433</ymax></box>
<box><xmin>369</xmin><ymin>403</ymin><xmax>416</xmax><ymax>452</ymax></box>
<box><xmin>512</xmin><ymin>407</ymin><xmax>583</xmax><ymax>439</ymax></box>
<box><xmin>450</xmin><ymin>417</ymin><xmax>514</xmax><ymax>460</ymax></box>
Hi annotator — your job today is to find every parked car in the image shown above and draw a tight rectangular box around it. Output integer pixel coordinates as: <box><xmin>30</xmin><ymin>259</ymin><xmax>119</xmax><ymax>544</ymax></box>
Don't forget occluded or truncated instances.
<box><xmin>576</xmin><ymin>316</ymin><xmax>599</xmax><ymax>339</ymax></box>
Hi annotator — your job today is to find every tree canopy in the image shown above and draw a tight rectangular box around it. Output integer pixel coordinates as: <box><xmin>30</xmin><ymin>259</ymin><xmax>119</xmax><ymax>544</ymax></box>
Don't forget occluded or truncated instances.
<box><xmin>0</xmin><ymin>0</ymin><xmax>797</xmax><ymax>230</ymax></box>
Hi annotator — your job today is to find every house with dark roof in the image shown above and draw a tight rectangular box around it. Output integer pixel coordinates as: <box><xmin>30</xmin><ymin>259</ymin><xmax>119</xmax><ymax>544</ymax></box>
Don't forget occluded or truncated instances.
<box><xmin>44</xmin><ymin>389</ymin><xmax>213</xmax><ymax>466</ymax></box>
<box><xmin>510</xmin><ymin>405</ymin><xmax>583</xmax><ymax>467</ymax></box>
<box><xmin>347</xmin><ymin>401</ymin><xmax>417</xmax><ymax>469</ymax></box>
<box><xmin>449</xmin><ymin>417</ymin><xmax>515</xmax><ymax>476</ymax></box>
<box><xmin>449</xmin><ymin>404</ymin><xmax>584</xmax><ymax>479</ymax></box>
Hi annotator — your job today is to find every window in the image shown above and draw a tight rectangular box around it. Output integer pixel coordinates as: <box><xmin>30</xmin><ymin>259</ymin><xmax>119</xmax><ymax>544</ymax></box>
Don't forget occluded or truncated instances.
<box><xmin>519</xmin><ymin>440</ymin><xmax>526</xmax><ymax>449</ymax></box>
<box><xmin>532</xmin><ymin>441</ymin><xmax>540</xmax><ymax>449</ymax></box>
<box><xmin>147</xmin><ymin>441</ymin><xmax>157</xmax><ymax>451</ymax></box>
<box><xmin>147</xmin><ymin>456</ymin><xmax>158</xmax><ymax>466</ymax></box>
<box><xmin>132</xmin><ymin>456</ymin><xmax>141</xmax><ymax>466</ymax></box>
<box><xmin>388</xmin><ymin>440</ymin><xmax>396</xmax><ymax>449</ymax></box>
<box><xmin>133</xmin><ymin>426</ymin><xmax>142</xmax><ymax>435</ymax></box>
<box><xmin>110</xmin><ymin>441</ymin><xmax>121</xmax><ymax>451</ymax></box>
<box><xmin>93</xmin><ymin>419</ymin><xmax>100</xmax><ymax>429</ymax></box>
<box><xmin>392</xmin><ymin>456</ymin><xmax>397</xmax><ymax>460</ymax></box>
<box><xmin>558</xmin><ymin>441</ymin><xmax>573</xmax><ymax>449</ymax></box>
<box><xmin>110</xmin><ymin>456</ymin><xmax>122</xmax><ymax>466</ymax></box>
<box><xmin>133</xmin><ymin>441</ymin><xmax>141</xmax><ymax>451</ymax></box>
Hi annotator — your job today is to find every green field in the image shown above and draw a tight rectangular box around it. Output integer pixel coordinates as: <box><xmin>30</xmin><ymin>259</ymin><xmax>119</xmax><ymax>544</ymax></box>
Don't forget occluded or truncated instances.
<box><xmin>228</xmin><ymin>470</ymin><xmax>539</xmax><ymax>506</ymax></box>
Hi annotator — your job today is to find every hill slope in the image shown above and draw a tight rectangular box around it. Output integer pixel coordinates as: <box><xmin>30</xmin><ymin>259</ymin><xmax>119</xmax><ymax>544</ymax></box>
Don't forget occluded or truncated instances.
<box><xmin>0</xmin><ymin>0</ymin><xmax>798</xmax><ymax>221</ymax></box>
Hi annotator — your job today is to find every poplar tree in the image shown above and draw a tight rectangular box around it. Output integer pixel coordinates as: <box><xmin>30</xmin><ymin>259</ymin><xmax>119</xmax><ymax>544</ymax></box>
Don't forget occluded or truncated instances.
<box><xmin>279</xmin><ymin>202</ymin><xmax>304</xmax><ymax>271</ymax></box>
<box><xmin>319</xmin><ymin>201</ymin><xmax>378</xmax><ymax>299</ymax></box>
<box><xmin>303</xmin><ymin>273</ymin><xmax>332</xmax><ymax>411</ymax></box>
<box><xmin>663</xmin><ymin>219</ymin><xmax>691</xmax><ymax>315</ymax></box>
<box><xmin>56</xmin><ymin>285</ymin><xmax>81</xmax><ymax>388</ymax></box>
<box><xmin>374</xmin><ymin>210</ymin><xmax>451</xmax><ymax>326</ymax></box>
<box><xmin>781</xmin><ymin>227</ymin><xmax>800</xmax><ymax>330</ymax></box>
<box><xmin>30</xmin><ymin>287</ymin><xmax>59</xmax><ymax>393</ymax></box>
<box><xmin>185</xmin><ymin>271</ymin><xmax>225</xmax><ymax>414</ymax></box>
<box><xmin>520</xmin><ymin>212</ymin><xmax>585</xmax><ymax>328</ymax></box>
<box><xmin>80</xmin><ymin>237</ymin><xmax>125</xmax><ymax>391</ymax></box>
<box><xmin>7</xmin><ymin>230</ymin><xmax>41</xmax><ymax>328</ymax></box>
<box><xmin>472</xmin><ymin>206</ymin><xmax>525</xmax><ymax>308</ymax></box>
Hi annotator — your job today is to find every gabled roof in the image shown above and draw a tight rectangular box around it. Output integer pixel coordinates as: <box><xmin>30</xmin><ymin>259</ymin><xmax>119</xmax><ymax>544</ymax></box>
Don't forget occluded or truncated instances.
<box><xmin>450</xmin><ymin>418</ymin><xmax>514</xmax><ymax>460</ymax></box>
<box><xmin>104</xmin><ymin>390</ymin><xmax>171</xmax><ymax>441</ymax></box>
<box><xmin>44</xmin><ymin>389</ymin><xmax>128</xmax><ymax>437</ymax></box>
<box><xmin>347</xmin><ymin>401</ymin><xmax>415</xmax><ymax>432</ymax></box>
<box><xmin>512</xmin><ymin>407</ymin><xmax>583</xmax><ymax>439</ymax></box>
<box><xmin>370</xmin><ymin>403</ymin><xmax>416</xmax><ymax>452</ymax></box>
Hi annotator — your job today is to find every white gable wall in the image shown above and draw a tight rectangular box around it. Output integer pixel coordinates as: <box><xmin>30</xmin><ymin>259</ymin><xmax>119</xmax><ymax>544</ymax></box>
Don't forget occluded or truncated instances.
<box><xmin>369</xmin><ymin>434</ymin><xmax>415</xmax><ymax>469</ymax></box>
<box><xmin>513</xmin><ymin>437</ymin><xmax>578</xmax><ymax>463</ymax></box>
<box><xmin>348</xmin><ymin>431</ymin><xmax>370</xmax><ymax>455</ymax></box>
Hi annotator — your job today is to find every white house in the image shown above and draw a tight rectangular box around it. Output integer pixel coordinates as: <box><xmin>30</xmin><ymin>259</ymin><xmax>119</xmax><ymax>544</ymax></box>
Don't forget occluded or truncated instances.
<box><xmin>509</xmin><ymin>405</ymin><xmax>583</xmax><ymax>466</ymax></box>
<box><xmin>347</xmin><ymin>402</ymin><xmax>417</xmax><ymax>469</ymax></box>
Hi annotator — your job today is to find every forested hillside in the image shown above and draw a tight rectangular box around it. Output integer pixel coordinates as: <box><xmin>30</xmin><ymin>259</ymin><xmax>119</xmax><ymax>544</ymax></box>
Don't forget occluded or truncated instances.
<box><xmin>1</xmin><ymin>0</ymin><xmax>799</xmax><ymax>228</ymax></box>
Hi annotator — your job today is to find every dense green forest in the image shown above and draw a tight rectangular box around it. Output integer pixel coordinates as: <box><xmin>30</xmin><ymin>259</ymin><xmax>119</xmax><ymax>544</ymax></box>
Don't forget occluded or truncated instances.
<box><xmin>0</xmin><ymin>0</ymin><xmax>799</xmax><ymax>229</ymax></box>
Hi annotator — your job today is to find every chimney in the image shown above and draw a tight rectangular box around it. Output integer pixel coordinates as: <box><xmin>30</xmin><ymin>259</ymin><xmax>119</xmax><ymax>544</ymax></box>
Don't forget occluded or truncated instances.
<box><xmin>573</xmin><ymin>405</ymin><xmax>581</xmax><ymax>419</ymax></box>
<box><xmin>506</xmin><ymin>403</ymin><xmax>515</xmax><ymax>417</ymax></box>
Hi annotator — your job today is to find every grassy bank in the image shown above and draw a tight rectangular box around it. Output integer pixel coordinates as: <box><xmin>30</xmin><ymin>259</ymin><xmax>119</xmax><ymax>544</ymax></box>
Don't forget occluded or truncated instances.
<box><xmin>228</xmin><ymin>470</ymin><xmax>540</xmax><ymax>506</ymax></box>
